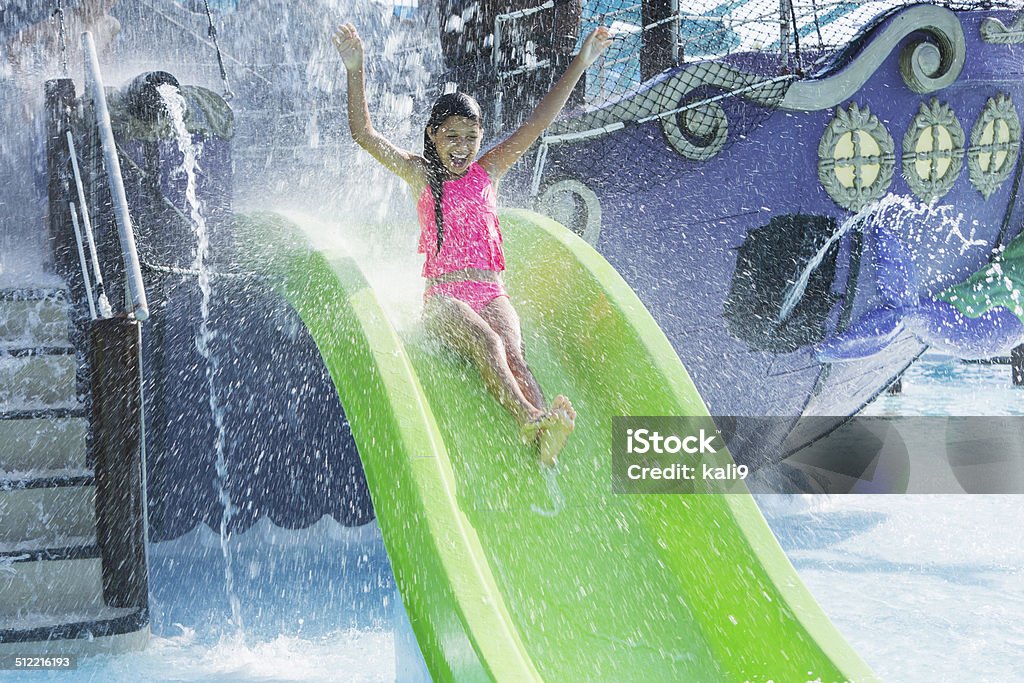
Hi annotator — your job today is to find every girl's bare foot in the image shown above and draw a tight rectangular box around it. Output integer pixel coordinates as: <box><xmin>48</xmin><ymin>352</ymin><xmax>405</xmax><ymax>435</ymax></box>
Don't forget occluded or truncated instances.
<box><xmin>551</xmin><ymin>395</ymin><xmax>576</xmax><ymax>423</ymax></box>
<box><xmin>538</xmin><ymin>396</ymin><xmax>575</xmax><ymax>466</ymax></box>
<box><xmin>521</xmin><ymin>410</ymin><xmax>546</xmax><ymax>444</ymax></box>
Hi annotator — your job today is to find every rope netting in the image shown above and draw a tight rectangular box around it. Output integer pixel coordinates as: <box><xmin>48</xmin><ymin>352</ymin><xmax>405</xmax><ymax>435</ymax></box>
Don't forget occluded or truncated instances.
<box><xmin>13</xmin><ymin>0</ymin><xmax>1020</xmax><ymax>208</ymax></box>
<box><xmin>437</xmin><ymin>0</ymin><xmax>1023</xmax><ymax>154</ymax></box>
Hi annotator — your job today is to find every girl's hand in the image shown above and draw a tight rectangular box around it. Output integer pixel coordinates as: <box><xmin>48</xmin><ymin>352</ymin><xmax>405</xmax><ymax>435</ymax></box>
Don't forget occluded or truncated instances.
<box><xmin>333</xmin><ymin>23</ymin><xmax>364</xmax><ymax>71</ymax></box>
<box><xmin>576</xmin><ymin>26</ymin><xmax>613</xmax><ymax>69</ymax></box>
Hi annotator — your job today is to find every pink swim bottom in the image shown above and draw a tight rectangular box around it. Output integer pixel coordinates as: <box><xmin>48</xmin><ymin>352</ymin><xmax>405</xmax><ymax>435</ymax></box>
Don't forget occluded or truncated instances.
<box><xmin>424</xmin><ymin>280</ymin><xmax>509</xmax><ymax>313</ymax></box>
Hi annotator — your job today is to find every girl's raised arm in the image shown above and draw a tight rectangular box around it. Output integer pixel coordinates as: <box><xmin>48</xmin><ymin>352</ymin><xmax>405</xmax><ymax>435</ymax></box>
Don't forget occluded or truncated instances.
<box><xmin>334</xmin><ymin>23</ymin><xmax>425</xmax><ymax>188</ymax></box>
<box><xmin>479</xmin><ymin>27</ymin><xmax>612</xmax><ymax>182</ymax></box>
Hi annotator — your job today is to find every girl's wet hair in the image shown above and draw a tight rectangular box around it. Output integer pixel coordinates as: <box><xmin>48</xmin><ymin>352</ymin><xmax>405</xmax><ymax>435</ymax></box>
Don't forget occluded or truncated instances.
<box><xmin>423</xmin><ymin>92</ymin><xmax>483</xmax><ymax>253</ymax></box>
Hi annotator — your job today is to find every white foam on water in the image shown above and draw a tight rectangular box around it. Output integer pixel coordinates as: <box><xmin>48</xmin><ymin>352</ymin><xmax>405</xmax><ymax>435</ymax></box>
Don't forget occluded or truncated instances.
<box><xmin>767</xmin><ymin>493</ymin><xmax>1024</xmax><ymax>682</ymax></box>
<box><xmin>762</xmin><ymin>357</ymin><xmax>1024</xmax><ymax>682</ymax></box>
<box><xmin>72</xmin><ymin>628</ymin><xmax>395</xmax><ymax>683</ymax></box>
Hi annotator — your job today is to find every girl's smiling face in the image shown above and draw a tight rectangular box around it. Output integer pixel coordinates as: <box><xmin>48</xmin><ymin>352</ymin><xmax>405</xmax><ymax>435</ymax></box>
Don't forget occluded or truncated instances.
<box><xmin>428</xmin><ymin>116</ymin><xmax>482</xmax><ymax>176</ymax></box>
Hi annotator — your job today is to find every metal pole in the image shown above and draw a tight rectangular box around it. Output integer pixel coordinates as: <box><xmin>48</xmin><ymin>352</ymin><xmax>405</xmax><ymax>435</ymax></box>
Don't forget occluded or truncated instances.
<box><xmin>69</xmin><ymin>203</ymin><xmax>97</xmax><ymax>320</ymax></box>
<box><xmin>81</xmin><ymin>31</ymin><xmax>149</xmax><ymax>321</ymax></box>
<box><xmin>492</xmin><ymin>17</ymin><xmax>503</xmax><ymax>71</ymax></box>
<box><xmin>67</xmin><ymin>131</ymin><xmax>113</xmax><ymax>318</ymax></box>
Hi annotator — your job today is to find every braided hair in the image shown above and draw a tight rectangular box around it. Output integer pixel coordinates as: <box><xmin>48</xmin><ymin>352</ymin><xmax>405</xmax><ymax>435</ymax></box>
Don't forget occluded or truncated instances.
<box><xmin>423</xmin><ymin>92</ymin><xmax>483</xmax><ymax>253</ymax></box>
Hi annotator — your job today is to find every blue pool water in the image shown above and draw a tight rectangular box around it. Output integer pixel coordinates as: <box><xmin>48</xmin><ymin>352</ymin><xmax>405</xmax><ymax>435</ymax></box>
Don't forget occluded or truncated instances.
<box><xmin>7</xmin><ymin>355</ymin><xmax>1023</xmax><ymax>682</ymax></box>
<box><xmin>761</xmin><ymin>356</ymin><xmax>1024</xmax><ymax>681</ymax></box>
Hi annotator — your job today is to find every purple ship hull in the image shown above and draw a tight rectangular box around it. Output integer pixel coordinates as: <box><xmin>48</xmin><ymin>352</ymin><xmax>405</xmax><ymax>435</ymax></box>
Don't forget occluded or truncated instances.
<box><xmin>508</xmin><ymin>5</ymin><xmax>1024</xmax><ymax>465</ymax></box>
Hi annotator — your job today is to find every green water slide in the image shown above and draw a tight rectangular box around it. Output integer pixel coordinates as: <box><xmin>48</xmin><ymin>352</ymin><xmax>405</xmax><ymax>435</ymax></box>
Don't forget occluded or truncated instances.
<box><xmin>237</xmin><ymin>208</ymin><xmax>875</xmax><ymax>682</ymax></box>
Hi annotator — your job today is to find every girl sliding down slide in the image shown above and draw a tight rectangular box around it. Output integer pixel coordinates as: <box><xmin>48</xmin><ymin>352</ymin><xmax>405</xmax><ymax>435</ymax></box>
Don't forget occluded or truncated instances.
<box><xmin>333</xmin><ymin>22</ymin><xmax>612</xmax><ymax>465</ymax></box>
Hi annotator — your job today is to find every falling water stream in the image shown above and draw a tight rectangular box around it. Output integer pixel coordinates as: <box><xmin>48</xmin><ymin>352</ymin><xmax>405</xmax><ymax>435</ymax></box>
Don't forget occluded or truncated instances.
<box><xmin>158</xmin><ymin>82</ymin><xmax>244</xmax><ymax>636</ymax></box>
<box><xmin>777</xmin><ymin>195</ymin><xmax>982</xmax><ymax>323</ymax></box>
<box><xmin>776</xmin><ymin>201</ymin><xmax>871</xmax><ymax>323</ymax></box>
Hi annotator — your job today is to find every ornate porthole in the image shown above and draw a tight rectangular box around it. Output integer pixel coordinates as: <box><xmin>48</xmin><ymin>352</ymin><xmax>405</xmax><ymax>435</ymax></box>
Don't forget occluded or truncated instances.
<box><xmin>660</xmin><ymin>97</ymin><xmax>729</xmax><ymax>161</ymax></box>
<box><xmin>902</xmin><ymin>98</ymin><xmax>964</xmax><ymax>202</ymax></box>
<box><xmin>967</xmin><ymin>94</ymin><xmax>1021</xmax><ymax>199</ymax></box>
<box><xmin>536</xmin><ymin>179</ymin><xmax>602</xmax><ymax>246</ymax></box>
<box><xmin>818</xmin><ymin>103</ymin><xmax>896</xmax><ymax>212</ymax></box>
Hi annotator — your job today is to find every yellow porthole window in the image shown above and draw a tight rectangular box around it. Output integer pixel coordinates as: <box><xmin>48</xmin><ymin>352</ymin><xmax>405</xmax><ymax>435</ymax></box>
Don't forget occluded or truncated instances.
<box><xmin>968</xmin><ymin>94</ymin><xmax>1021</xmax><ymax>199</ymax></box>
<box><xmin>818</xmin><ymin>103</ymin><xmax>896</xmax><ymax>212</ymax></box>
<box><xmin>902</xmin><ymin>99</ymin><xmax>964</xmax><ymax>202</ymax></box>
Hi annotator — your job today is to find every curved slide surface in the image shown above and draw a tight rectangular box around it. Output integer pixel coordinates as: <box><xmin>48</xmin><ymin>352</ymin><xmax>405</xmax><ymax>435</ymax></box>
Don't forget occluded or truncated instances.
<box><xmin>237</xmin><ymin>208</ymin><xmax>875</xmax><ymax>682</ymax></box>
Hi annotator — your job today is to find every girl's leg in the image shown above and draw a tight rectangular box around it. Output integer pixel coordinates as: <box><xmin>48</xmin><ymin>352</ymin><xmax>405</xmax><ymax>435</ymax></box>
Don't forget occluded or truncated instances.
<box><xmin>479</xmin><ymin>296</ymin><xmax>576</xmax><ymax>465</ymax></box>
<box><xmin>424</xmin><ymin>295</ymin><xmax>544</xmax><ymax>428</ymax></box>
<box><xmin>478</xmin><ymin>296</ymin><xmax>547</xmax><ymax>410</ymax></box>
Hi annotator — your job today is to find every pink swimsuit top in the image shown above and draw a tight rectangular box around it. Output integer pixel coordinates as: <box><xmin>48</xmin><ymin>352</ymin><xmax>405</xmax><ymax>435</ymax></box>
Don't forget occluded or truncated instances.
<box><xmin>417</xmin><ymin>162</ymin><xmax>505</xmax><ymax>278</ymax></box>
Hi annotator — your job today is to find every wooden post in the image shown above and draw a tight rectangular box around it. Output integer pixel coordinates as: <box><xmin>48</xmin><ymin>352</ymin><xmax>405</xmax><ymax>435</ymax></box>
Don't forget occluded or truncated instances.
<box><xmin>779</xmin><ymin>0</ymin><xmax>792</xmax><ymax>72</ymax></box>
<box><xmin>641</xmin><ymin>0</ymin><xmax>679</xmax><ymax>81</ymax></box>
<box><xmin>90</xmin><ymin>317</ymin><xmax>149</xmax><ymax>611</ymax></box>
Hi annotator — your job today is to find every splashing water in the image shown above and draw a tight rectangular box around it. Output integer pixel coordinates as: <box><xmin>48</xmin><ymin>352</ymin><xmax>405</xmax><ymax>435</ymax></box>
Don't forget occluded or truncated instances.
<box><xmin>776</xmin><ymin>202</ymin><xmax>871</xmax><ymax>323</ymax></box>
<box><xmin>777</xmin><ymin>195</ymin><xmax>972</xmax><ymax>323</ymax></box>
<box><xmin>531</xmin><ymin>467</ymin><xmax>566</xmax><ymax>517</ymax></box>
<box><xmin>159</xmin><ymin>82</ymin><xmax>244</xmax><ymax>636</ymax></box>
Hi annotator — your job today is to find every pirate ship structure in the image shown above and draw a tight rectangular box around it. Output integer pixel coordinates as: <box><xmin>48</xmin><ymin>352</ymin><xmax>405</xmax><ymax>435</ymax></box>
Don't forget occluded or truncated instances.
<box><xmin>441</xmin><ymin>0</ymin><xmax>1024</xmax><ymax>464</ymax></box>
